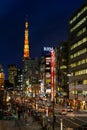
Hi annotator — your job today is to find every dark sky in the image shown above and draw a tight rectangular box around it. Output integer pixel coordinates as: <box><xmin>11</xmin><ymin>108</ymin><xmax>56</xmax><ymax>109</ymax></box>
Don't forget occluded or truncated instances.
<box><xmin>0</xmin><ymin>0</ymin><xmax>84</xmax><ymax>79</ymax></box>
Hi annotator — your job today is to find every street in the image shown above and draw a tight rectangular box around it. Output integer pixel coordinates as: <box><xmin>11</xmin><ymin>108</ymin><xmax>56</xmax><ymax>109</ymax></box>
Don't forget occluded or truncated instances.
<box><xmin>53</xmin><ymin>104</ymin><xmax>87</xmax><ymax>129</ymax></box>
<box><xmin>0</xmin><ymin>103</ymin><xmax>87</xmax><ymax>130</ymax></box>
<box><xmin>0</xmin><ymin>113</ymin><xmax>87</xmax><ymax>130</ymax></box>
<box><xmin>56</xmin><ymin>113</ymin><xmax>87</xmax><ymax>129</ymax></box>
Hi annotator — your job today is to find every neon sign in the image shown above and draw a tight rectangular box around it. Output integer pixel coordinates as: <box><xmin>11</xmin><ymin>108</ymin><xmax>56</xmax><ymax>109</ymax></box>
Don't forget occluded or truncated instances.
<box><xmin>51</xmin><ymin>49</ymin><xmax>55</xmax><ymax>101</ymax></box>
<box><xmin>43</xmin><ymin>47</ymin><xmax>53</xmax><ymax>52</ymax></box>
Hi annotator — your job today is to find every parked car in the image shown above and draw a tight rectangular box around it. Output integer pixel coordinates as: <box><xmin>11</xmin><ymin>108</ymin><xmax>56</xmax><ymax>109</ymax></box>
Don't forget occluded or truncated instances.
<box><xmin>59</xmin><ymin>109</ymin><xmax>67</xmax><ymax>115</ymax></box>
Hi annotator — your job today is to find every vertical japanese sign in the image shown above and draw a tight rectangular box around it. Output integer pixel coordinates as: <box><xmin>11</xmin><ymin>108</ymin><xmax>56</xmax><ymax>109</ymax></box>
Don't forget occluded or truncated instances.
<box><xmin>51</xmin><ymin>49</ymin><xmax>55</xmax><ymax>101</ymax></box>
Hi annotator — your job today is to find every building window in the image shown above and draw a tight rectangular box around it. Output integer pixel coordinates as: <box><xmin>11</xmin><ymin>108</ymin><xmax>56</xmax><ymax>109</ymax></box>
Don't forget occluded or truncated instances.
<box><xmin>69</xmin><ymin>6</ymin><xmax>87</xmax><ymax>24</ymax></box>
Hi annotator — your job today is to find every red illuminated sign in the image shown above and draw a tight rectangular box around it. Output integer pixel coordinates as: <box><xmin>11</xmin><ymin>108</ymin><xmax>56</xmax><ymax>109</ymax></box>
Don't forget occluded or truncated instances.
<box><xmin>51</xmin><ymin>50</ymin><xmax>55</xmax><ymax>101</ymax></box>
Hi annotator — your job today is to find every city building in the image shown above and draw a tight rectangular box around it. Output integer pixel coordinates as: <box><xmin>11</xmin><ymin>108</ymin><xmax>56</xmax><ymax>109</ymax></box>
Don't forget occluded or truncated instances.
<box><xmin>68</xmin><ymin>1</ymin><xmax>87</xmax><ymax>109</ymax></box>
<box><xmin>14</xmin><ymin>68</ymin><xmax>23</xmax><ymax>90</ymax></box>
<box><xmin>39</xmin><ymin>47</ymin><xmax>56</xmax><ymax>101</ymax></box>
<box><xmin>0</xmin><ymin>64</ymin><xmax>5</xmax><ymax>90</ymax></box>
<box><xmin>55</xmin><ymin>41</ymin><xmax>69</xmax><ymax>102</ymax></box>
<box><xmin>8</xmin><ymin>65</ymin><xmax>18</xmax><ymax>85</ymax></box>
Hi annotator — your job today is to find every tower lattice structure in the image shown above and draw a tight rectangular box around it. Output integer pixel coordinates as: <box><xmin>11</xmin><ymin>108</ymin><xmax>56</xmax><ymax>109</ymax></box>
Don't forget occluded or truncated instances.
<box><xmin>23</xmin><ymin>20</ymin><xmax>30</xmax><ymax>59</ymax></box>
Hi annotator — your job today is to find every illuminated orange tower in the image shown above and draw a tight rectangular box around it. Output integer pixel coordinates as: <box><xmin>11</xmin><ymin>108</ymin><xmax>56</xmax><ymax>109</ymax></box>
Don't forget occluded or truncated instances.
<box><xmin>23</xmin><ymin>19</ymin><xmax>30</xmax><ymax>59</ymax></box>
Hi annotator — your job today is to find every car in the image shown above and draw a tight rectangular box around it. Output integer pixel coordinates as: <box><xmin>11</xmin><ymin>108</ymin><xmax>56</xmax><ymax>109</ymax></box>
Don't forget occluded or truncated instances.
<box><xmin>59</xmin><ymin>109</ymin><xmax>67</xmax><ymax>115</ymax></box>
<box><xmin>67</xmin><ymin>106</ymin><xmax>73</xmax><ymax>112</ymax></box>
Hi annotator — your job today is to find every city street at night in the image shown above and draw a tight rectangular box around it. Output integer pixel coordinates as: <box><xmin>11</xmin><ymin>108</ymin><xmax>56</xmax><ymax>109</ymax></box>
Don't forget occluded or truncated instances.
<box><xmin>0</xmin><ymin>0</ymin><xmax>87</xmax><ymax>130</ymax></box>
<box><xmin>0</xmin><ymin>108</ymin><xmax>87</xmax><ymax>130</ymax></box>
<box><xmin>56</xmin><ymin>113</ymin><xmax>87</xmax><ymax>129</ymax></box>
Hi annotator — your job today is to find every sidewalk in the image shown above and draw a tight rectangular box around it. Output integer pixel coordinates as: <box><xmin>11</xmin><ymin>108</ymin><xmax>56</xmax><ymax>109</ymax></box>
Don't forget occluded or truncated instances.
<box><xmin>15</xmin><ymin>115</ymin><xmax>42</xmax><ymax>130</ymax></box>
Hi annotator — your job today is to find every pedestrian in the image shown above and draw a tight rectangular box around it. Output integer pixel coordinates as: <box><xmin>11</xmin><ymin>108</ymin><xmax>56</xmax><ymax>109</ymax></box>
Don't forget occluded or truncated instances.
<box><xmin>18</xmin><ymin>108</ymin><xmax>21</xmax><ymax>120</ymax></box>
<box><xmin>47</xmin><ymin>124</ymin><xmax>50</xmax><ymax>130</ymax></box>
<box><xmin>24</xmin><ymin>111</ymin><xmax>28</xmax><ymax>124</ymax></box>
<box><xmin>54</xmin><ymin>115</ymin><xmax>56</xmax><ymax>122</ymax></box>
<box><xmin>42</xmin><ymin>116</ymin><xmax>47</xmax><ymax>129</ymax></box>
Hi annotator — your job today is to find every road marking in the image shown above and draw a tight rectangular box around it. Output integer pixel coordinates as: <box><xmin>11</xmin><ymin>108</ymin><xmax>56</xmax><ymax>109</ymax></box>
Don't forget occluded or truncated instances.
<box><xmin>64</xmin><ymin>118</ymin><xmax>80</xmax><ymax>126</ymax></box>
<box><xmin>56</xmin><ymin>119</ymin><xmax>66</xmax><ymax>128</ymax></box>
<box><xmin>74</xmin><ymin>116</ymin><xmax>87</xmax><ymax>123</ymax></box>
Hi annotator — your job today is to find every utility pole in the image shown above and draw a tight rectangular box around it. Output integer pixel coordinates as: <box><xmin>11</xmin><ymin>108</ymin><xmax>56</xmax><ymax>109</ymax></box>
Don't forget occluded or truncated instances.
<box><xmin>52</xmin><ymin>99</ymin><xmax>55</xmax><ymax>130</ymax></box>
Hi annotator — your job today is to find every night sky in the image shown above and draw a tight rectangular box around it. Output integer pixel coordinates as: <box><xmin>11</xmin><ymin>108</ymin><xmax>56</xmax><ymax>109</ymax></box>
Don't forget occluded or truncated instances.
<box><xmin>0</xmin><ymin>0</ymin><xmax>84</xmax><ymax>79</ymax></box>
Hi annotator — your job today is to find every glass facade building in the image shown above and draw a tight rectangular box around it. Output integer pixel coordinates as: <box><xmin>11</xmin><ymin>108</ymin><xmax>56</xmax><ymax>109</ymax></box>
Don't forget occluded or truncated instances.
<box><xmin>68</xmin><ymin>1</ymin><xmax>87</xmax><ymax>105</ymax></box>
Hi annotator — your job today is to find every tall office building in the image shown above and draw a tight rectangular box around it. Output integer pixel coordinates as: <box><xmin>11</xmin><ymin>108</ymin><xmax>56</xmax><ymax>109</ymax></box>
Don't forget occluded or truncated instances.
<box><xmin>8</xmin><ymin>65</ymin><xmax>18</xmax><ymax>85</ymax></box>
<box><xmin>68</xmin><ymin>1</ymin><xmax>87</xmax><ymax>106</ymax></box>
<box><xmin>39</xmin><ymin>47</ymin><xmax>56</xmax><ymax>99</ymax></box>
<box><xmin>55</xmin><ymin>41</ymin><xmax>69</xmax><ymax>99</ymax></box>
<box><xmin>14</xmin><ymin>68</ymin><xmax>23</xmax><ymax>90</ymax></box>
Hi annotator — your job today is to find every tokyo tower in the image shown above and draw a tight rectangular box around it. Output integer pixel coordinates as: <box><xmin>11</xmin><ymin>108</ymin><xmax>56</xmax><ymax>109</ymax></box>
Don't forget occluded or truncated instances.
<box><xmin>23</xmin><ymin>19</ymin><xmax>30</xmax><ymax>59</ymax></box>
